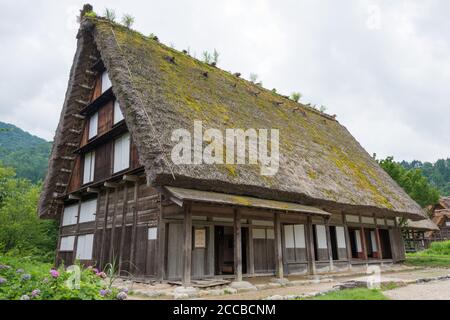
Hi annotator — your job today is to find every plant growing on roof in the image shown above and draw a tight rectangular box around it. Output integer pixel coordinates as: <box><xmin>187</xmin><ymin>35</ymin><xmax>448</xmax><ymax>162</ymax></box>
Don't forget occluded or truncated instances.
<box><xmin>84</xmin><ymin>11</ymin><xmax>97</xmax><ymax>19</ymax></box>
<box><xmin>104</xmin><ymin>8</ymin><xmax>116</xmax><ymax>22</ymax></box>
<box><xmin>121</xmin><ymin>14</ymin><xmax>135</xmax><ymax>28</ymax></box>
<box><xmin>212</xmin><ymin>49</ymin><xmax>220</xmax><ymax>65</ymax></box>
<box><xmin>202</xmin><ymin>51</ymin><xmax>212</xmax><ymax>64</ymax></box>
<box><xmin>319</xmin><ymin>105</ymin><xmax>327</xmax><ymax>112</ymax></box>
<box><xmin>249</xmin><ymin>73</ymin><xmax>259</xmax><ymax>83</ymax></box>
<box><xmin>290</xmin><ymin>92</ymin><xmax>302</xmax><ymax>103</ymax></box>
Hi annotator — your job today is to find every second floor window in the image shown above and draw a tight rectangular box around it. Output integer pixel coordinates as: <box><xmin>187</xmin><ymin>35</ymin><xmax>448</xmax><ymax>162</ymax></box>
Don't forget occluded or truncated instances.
<box><xmin>113</xmin><ymin>100</ymin><xmax>124</xmax><ymax>124</ymax></box>
<box><xmin>62</xmin><ymin>204</ymin><xmax>78</xmax><ymax>226</ymax></box>
<box><xmin>88</xmin><ymin>112</ymin><xmax>98</xmax><ymax>140</ymax></box>
<box><xmin>101</xmin><ymin>71</ymin><xmax>112</xmax><ymax>93</ymax></box>
<box><xmin>83</xmin><ymin>151</ymin><xmax>95</xmax><ymax>184</ymax></box>
<box><xmin>114</xmin><ymin>133</ymin><xmax>130</xmax><ymax>173</ymax></box>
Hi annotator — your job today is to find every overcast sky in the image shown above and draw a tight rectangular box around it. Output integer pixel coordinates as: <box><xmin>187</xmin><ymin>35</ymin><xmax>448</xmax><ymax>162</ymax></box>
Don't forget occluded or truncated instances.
<box><xmin>0</xmin><ymin>0</ymin><xmax>449</xmax><ymax>162</ymax></box>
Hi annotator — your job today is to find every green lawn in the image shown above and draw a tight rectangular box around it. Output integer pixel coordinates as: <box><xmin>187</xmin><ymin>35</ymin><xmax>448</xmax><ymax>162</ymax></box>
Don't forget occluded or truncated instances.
<box><xmin>405</xmin><ymin>254</ymin><xmax>450</xmax><ymax>267</ymax></box>
<box><xmin>301</xmin><ymin>288</ymin><xmax>389</xmax><ymax>300</ymax></box>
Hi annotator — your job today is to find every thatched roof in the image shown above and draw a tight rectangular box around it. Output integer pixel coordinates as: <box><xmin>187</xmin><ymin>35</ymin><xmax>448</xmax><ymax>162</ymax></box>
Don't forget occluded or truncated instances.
<box><xmin>39</xmin><ymin>16</ymin><xmax>426</xmax><ymax>221</ymax></box>
<box><xmin>403</xmin><ymin>218</ymin><xmax>439</xmax><ymax>231</ymax></box>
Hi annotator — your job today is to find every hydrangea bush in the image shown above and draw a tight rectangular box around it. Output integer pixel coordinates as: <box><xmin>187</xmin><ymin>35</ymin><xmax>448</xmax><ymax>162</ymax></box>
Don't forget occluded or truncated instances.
<box><xmin>0</xmin><ymin>256</ymin><xmax>126</xmax><ymax>300</ymax></box>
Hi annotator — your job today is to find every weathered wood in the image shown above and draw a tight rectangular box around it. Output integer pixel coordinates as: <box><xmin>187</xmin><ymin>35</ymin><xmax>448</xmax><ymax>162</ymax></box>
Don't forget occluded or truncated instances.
<box><xmin>361</xmin><ymin>226</ymin><xmax>368</xmax><ymax>261</ymax></box>
<box><xmin>324</xmin><ymin>218</ymin><xmax>334</xmax><ymax>271</ymax></box>
<box><xmin>129</xmin><ymin>181</ymin><xmax>139</xmax><ymax>274</ymax></box>
<box><xmin>306</xmin><ymin>215</ymin><xmax>316</xmax><ymax>275</ymax></box>
<box><xmin>87</xmin><ymin>187</ymin><xmax>100</xmax><ymax>194</ymax></box>
<box><xmin>69</xmin><ymin>194</ymin><xmax>81</xmax><ymax>200</ymax></box>
<box><xmin>274</xmin><ymin>212</ymin><xmax>284</xmax><ymax>278</ymax></box>
<box><xmin>72</xmin><ymin>200</ymin><xmax>82</xmax><ymax>263</ymax></box>
<box><xmin>104</xmin><ymin>182</ymin><xmax>119</xmax><ymax>188</ymax></box>
<box><xmin>61</xmin><ymin>156</ymin><xmax>76</xmax><ymax>161</ymax></box>
<box><xmin>247</xmin><ymin>220</ymin><xmax>255</xmax><ymax>275</ymax></box>
<box><xmin>207</xmin><ymin>224</ymin><xmax>214</xmax><ymax>276</ymax></box>
<box><xmin>233</xmin><ymin>208</ymin><xmax>243</xmax><ymax>281</ymax></box>
<box><xmin>99</xmin><ymin>189</ymin><xmax>110</xmax><ymax>269</ymax></box>
<box><xmin>118</xmin><ymin>183</ymin><xmax>129</xmax><ymax>274</ymax></box>
<box><xmin>182</xmin><ymin>204</ymin><xmax>192</xmax><ymax>286</ymax></box>
<box><xmin>123</xmin><ymin>175</ymin><xmax>139</xmax><ymax>182</ymax></box>
<box><xmin>342</xmin><ymin>213</ymin><xmax>353</xmax><ymax>269</ymax></box>
<box><xmin>108</xmin><ymin>188</ymin><xmax>119</xmax><ymax>264</ymax></box>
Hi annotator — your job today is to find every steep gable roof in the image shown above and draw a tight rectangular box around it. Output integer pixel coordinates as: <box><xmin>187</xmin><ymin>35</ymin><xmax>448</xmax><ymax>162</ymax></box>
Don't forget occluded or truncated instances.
<box><xmin>39</xmin><ymin>17</ymin><xmax>426</xmax><ymax>221</ymax></box>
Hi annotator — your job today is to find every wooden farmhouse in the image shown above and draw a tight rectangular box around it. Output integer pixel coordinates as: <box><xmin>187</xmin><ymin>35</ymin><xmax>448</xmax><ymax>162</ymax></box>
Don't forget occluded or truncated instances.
<box><xmin>39</xmin><ymin>7</ymin><xmax>430</xmax><ymax>285</ymax></box>
<box><xmin>425</xmin><ymin>197</ymin><xmax>450</xmax><ymax>241</ymax></box>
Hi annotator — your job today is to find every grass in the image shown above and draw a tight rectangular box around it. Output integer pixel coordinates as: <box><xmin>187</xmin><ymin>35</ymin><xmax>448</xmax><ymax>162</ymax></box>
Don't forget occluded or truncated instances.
<box><xmin>301</xmin><ymin>288</ymin><xmax>389</xmax><ymax>300</ymax></box>
<box><xmin>405</xmin><ymin>240</ymin><xmax>450</xmax><ymax>268</ymax></box>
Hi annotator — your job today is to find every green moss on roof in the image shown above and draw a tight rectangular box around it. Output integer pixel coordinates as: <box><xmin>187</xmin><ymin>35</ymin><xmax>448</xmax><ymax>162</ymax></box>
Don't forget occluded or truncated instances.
<box><xmin>88</xmin><ymin>17</ymin><xmax>423</xmax><ymax>217</ymax></box>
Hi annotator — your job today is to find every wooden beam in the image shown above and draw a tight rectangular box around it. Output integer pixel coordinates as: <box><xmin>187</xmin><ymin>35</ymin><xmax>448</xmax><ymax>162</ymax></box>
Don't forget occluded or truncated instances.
<box><xmin>109</xmin><ymin>188</ymin><xmax>119</xmax><ymax>265</ymax></box>
<box><xmin>182</xmin><ymin>204</ymin><xmax>192</xmax><ymax>286</ymax></box>
<box><xmin>72</xmin><ymin>200</ymin><xmax>82</xmax><ymax>263</ymax></box>
<box><xmin>247</xmin><ymin>220</ymin><xmax>255</xmax><ymax>276</ymax></box>
<box><xmin>118</xmin><ymin>183</ymin><xmax>129</xmax><ymax>275</ymax></box>
<box><xmin>60</xmin><ymin>168</ymin><xmax>72</xmax><ymax>174</ymax></box>
<box><xmin>234</xmin><ymin>208</ymin><xmax>243</xmax><ymax>282</ymax></box>
<box><xmin>274</xmin><ymin>211</ymin><xmax>284</xmax><ymax>279</ymax></box>
<box><xmin>71</xmin><ymin>114</ymin><xmax>85</xmax><ymax>120</ymax></box>
<box><xmin>85</xmin><ymin>70</ymin><xmax>96</xmax><ymax>76</ymax></box>
<box><xmin>99</xmin><ymin>189</ymin><xmax>110</xmax><ymax>270</ymax></box>
<box><xmin>69</xmin><ymin>129</ymin><xmax>82</xmax><ymax>135</ymax></box>
<box><xmin>61</xmin><ymin>156</ymin><xmax>76</xmax><ymax>161</ymax></box>
<box><xmin>65</xmin><ymin>143</ymin><xmax>78</xmax><ymax>148</ymax></box>
<box><xmin>53</xmin><ymin>192</ymin><xmax>63</xmax><ymax>198</ymax></box>
<box><xmin>75</xmin><ymin>99</ymin><xmax>89</xmax><ymax>106</ymax></box>
<box><xmin>342</xmin><ymin>213</ymin><xmax>353</xmax><ymax>270</ymax></box>
<box><xmin>123</xmin><ymin>175</ymin><xmax>139</xmax><ymax>182</ymax></box>
<box><xmin>80</xmin><ymin>84</ymin><xmax>93</xmax><ymax>90</ymax></box>
<box><xmin>129</xmin><ymin>181</ymin><xmax>139</xmax><ymax>275</ymax></box>
<box><xmin>324</xmin><ymin>217</ymin><xmax>334</xmax><ymax>271</ymax></box>
<box><xmin>104</xmin><ymin>182</ymin><xmax>119</xmax><ymax>188</ymax></box>
<box><xmin>86</xmin><ymin>187</ymin><xmax>100</xmax><ymax>194</ymax></box>
<box><xmin>306</xmin><ymin>215</ymin><xmax>316</xmax><ymax>275</ymax></box>
<box><xmin>68</xmin><ymin>194</ymin><xmax>81</xmax><ymax>200</ymax></box>
<box><xmin>170</xmin><ymin>196</ymin><xmax>183</xmax><ymax>207</ymax></box>
<box><xmin>55</xmin><ymin>183</ymin><xmax>68</xmax><ymax>188</ymax></box>
<box><xmin>361</xmin><ymin>226</ymin><xmax>368</xmax><ymax>261</ymax></box>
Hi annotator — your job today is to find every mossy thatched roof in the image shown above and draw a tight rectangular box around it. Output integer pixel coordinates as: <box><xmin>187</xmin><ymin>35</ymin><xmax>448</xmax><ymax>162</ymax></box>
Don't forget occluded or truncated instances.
<box><xmin>39</xmin><ymin>17</ymin><xmax>426</xmax><ymax>220</ymax></box>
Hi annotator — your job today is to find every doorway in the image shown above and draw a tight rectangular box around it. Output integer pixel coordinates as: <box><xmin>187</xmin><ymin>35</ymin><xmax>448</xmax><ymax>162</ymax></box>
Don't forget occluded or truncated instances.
<box><xmin>214</xmin><ymin>226</ymin><xmax>248</xmax><ymax>275</ymax></box>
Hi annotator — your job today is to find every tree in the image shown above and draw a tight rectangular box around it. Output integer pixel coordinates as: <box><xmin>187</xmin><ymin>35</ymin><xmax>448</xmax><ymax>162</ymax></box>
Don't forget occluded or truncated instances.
<box><xmin>249</xmin><ymin>73</ymin><xmax>258</xmax><ymax>83</ymax></box>
<box><xmin>0</xmin><ymin>164</ymin><xmax>58</xmax><ymax>259</ymax></box>
<box><xmin>379</xmin><ymin>156</ymin><xmax>440</xmax><ymax>208</ymax></box>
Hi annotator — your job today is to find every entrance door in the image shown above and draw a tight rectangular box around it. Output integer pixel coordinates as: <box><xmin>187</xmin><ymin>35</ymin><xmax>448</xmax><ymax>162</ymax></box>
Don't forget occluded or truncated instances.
<box><xmin>214</xmin><ymin>226</ymin><xmax>248</xmax><ymax>275</ymax></box>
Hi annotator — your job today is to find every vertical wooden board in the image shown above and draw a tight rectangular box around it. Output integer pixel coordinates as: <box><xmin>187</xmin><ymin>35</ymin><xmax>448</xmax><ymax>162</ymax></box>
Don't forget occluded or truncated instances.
<box><xmin>94</xmin><ymin>141</ymin><xmax>112</xmax><ymax>181</ymax></box>
<box><xmin>119</xmin><ymin>226</ymin><xmax>132</xmax><ymax>274</ymax></box>
<box><xmin>67</xmin><ymin>156</ymin><xmax>82</xmax><ymax>193</ymax></box>
<box><xmin>133</xmin><ymin>226</ymin><xmax>148</xmax><ymax>277</ymax></box>
<box><xmin>90</xmin><ymin>76</ymin><xmax>102</xmax><ymax>101</ymax></box>
<box><xmin>93</xmin><ymin>229</ymin><xmax>103</xmax><ymax>265</ymax></box>
<box><xmin>98</xmin><ymin>101</ymin><xmax>113</xmax><ymax>135</ymax></box>
<box><xmin>266</xmin><ymin>239</ymin><xmax>275</xmax><ymax>271</ymax></box>
<box><xmin>192</xmin><ymin>248</ymin><xmax>206</xmax><ymax>278</ymax></box>
<box><xmin>253</xmin><ymin>239</ymin><xmax>266</xmax><ymax>272</ymax></box>
<box><xmin>146</xmin><ymin>240</ymin><xmax>157</xmax><ymax>276</ymax></box>
<box><xmin>167</xmin><ymin>223</ymin><xmax>183</xmax><ymax>280</ymax></box>
<box><xmin>130</xmin><ymin>139</ymin><xmax>141</xmax><ymax>169</ymax></box>
<box><xmin>111</xmin><ymin>228</ymin><xmax>122</xmax><ymax>264</ymax></box>
<box><xmin>389</xmin><ymin>228</ymin><xmax>405</xmax><ymax>262</ymax></box>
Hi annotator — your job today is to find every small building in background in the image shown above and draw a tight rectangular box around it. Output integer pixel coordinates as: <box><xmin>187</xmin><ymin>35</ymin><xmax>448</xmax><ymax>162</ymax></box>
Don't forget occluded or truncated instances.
<box><xmin>425</xmin><ymin>197</ymin><xmax>450</xmax><ymax>242</ymax></box>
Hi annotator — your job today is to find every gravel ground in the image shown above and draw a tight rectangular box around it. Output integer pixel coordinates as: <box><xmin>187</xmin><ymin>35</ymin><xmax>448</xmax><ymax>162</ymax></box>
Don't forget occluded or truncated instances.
<box><xmin>384</xmin><ymin>279</ymin><xmax>450</xmax><ymax>300</ymax></box>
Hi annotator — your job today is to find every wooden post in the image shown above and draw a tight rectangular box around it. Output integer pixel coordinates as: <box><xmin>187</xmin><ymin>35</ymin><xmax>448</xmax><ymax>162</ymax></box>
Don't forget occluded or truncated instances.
<box><xmin>274</xmin><ymin>211</ymin><xmax>284</xmax><ymax>279</ymax></box>
<box><xmin>156</xmin><ymin>193</ymin><xmax>166</xmax><ymax>281</ymax></box>
<box><xmin>129</xmin><ymin>181</ymin><xmax>139</xmax><ymax>275</ymax></box>
<box><xmin>247</xmin><ymin>220</ymin><xmax>255</xmax><ymax>276</ymax></box>
<box><xmin>234</xmin><ymin>208</ymin><xmax>243</xmax><ymax>282</ymax></box>
<box><xmin>342</xmin><ymin>213</ymin><xmax>352</xmax><ymax>270</ymax></box>
<box><xmin>306</xmin><ymin>215</ymin><xmax>316</xmax><ymax>275</ymax></box>
<box><xmin>324</xmin><ymin>217</ymin><xmax>334</xmax><ymax>271</ymax></box>
<box><xmin>72</xmin><ymin>199</ymin><xmax>82</xmax><ymax>263</ymax></box>
<box><xmin>182</xmin><ymin>204</ymin><xmax>192</xmax><ymax>286</ymax></box>
<box><xmin>361</xmin><ymin>226</ymin><xmax>368</xmax><ymax>261</ymax></box>
<box><xmin>207</xmin><ymin>224</ymin><xmax>215</xmax><ymax>276</ymax></box>
<box><xmin>55</xmin><ymin>206</ymin><xmax>64</xmax><ymax>266</ymax></box>
<box><xmin>118</xmin><ymin>183</ymin><xmax>129</xmax><ymax>274</ymax></box>
<box><xmin>375</xmin><ymin>228</ymin><xmax>383</xmax><ymax>260</ymax></box>
<box><xmin>99</xmin><ymin>189</ymin><xmax>110</xmax><ymax>270</ymax></box>
<box><xmin>109</xmin><ymin>187</ymin><xmax>119</xmax><ymax>266</ymax></box>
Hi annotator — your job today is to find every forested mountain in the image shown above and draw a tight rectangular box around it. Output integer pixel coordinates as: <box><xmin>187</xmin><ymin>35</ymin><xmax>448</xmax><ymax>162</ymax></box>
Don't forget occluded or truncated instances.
<box><xmin>0</xmin><ymin>122</ymin><xmax>52</xmax><ymax>183</ymax></box>
<box><xmin>400</xmin><ymin>159</ymin><xmax>450</xmax><ymax>196</ymax></box>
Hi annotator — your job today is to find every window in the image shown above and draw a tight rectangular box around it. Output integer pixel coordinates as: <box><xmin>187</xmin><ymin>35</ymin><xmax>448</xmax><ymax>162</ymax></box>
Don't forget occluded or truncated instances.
<box><xmin>148</xmin><ymin>227</ymin><xmax>157</xmax><ymax>240</ymax></box>
<box><xmin>88</xmin><ymin>112</ymin><xmax>98</xmax><ymax>139</ymax></box>
<box><xmin>113</xmin><ymin>100</ymin><xmax>124</xmax><ymax>124</ymax></box>
<box><xmin>315</xmin><ymin>225</ymin><xmax>327</xmax><ymax>249</ymax></box>
<box><xmin>83</xmin><ymin>151</ymin><xmax>95</xmax><ymax>184</ymax></box>
<box><xmin>60</xmin><ymin>236</ymin><xmax>75</xmax><ymax>251</ymax></box>
<box><xmin>113</xmin><ymin>133</ymin><xmax>130</xmax><ymax>173</ymax></box>
<box><xmin>79</xmin><ymin>198</ymin><xmax>97</xmax><ymax>223</ymax></box>
<box><xmin>101</xmin><ymin>71</ymin><xmax>112</xmax><ymax>93</ymax></box>
<box><xmin>76</xmin><ymin>234</ymin><xmax>94</xmax><ymax>260</ymax></box>
<box><xmin>335</xmin><ymin>226</ymin><xmax>346</xmax><ymax>249</ymax></box>
<box><xmin>284</xmin><ymin>224</ymin><xmax>305</xmax><ymax>249</ymax></box>
<box><xmin>62</xmin><ymin>204</ymin><xmax>78</xmax><ymax>226</ymax></box>
<box><xmin>446</xmin><ymin>221</ymin><xmax>450</xmax><ymax>227</ymax></box>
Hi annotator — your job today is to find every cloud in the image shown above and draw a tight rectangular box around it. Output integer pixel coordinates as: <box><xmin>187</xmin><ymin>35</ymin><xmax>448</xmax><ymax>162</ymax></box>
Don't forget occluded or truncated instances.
<box><xmin>0</xmin><ymin>0</ymin><xmax>448</xmax><ymax>162</ymax></box>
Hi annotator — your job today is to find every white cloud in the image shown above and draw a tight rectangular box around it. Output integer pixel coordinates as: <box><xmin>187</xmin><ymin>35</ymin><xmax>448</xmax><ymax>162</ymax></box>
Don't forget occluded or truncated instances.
<box><xmin>0</xmin><ymin>0</ymin><xmax>448</xmax><ymax>162</ymax></box>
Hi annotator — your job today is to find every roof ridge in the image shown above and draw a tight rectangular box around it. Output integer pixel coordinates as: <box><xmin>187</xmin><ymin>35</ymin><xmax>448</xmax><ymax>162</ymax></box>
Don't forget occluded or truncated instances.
<box><xmin>86</xmin><ymin>16</ymin><xmax>339</xmax><ymax>123</ymax></box>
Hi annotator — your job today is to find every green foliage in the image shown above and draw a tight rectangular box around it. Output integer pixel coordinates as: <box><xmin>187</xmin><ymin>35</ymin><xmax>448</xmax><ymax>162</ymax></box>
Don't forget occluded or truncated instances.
<box><xmin>202</xmin><ymin>51</ymin><xmax>212</xmax><ymax>64</ymax></box>
<box><xmin>121</xmin><ymin>14</ymin><xmax>135</xmax><ymax>28</ymax></box>
<box><xmin>0</xmin><ymin>164</ymin><xmax>58</xmax><ymax>258</ymax></box>
<box><xmin>400</xmin><ymin>159</ymin><xmax>450</xmax><ymax>196</ymax></box>
<box><xmin>0</xmin><ymin>256</ymin><xmax>125</xmax><ymax>300</ymax></box>
<box><xmin>405</xmin><ymin>242</ymin><xmax>450</xmax><ymax>267</ymax></box>
<box><xmin>104</xmin><ymin>8</ymin><xmax>116</xmax><ymax>22</ymax></box>
<box><xmin>0</xmin><ymin>122</ymin><xmax>51</xmax><ymax>183</ymax></box>
<box><xmin>212</xmin><ymin>49</ymin><xmax>220</xmax><ymax>65</ymax></box>
<box><xmin>378</xmin><ymin>156</ymin><xmax>440</xmax><ymax>208</ymax></box>
<box><xmin>299</xmin><ymin>288</ymin><xmax>388</xmax><ymax>300</ymax></box>
<box><xmin>84</xmin><ymin>11</ymin><xmax>97</xmax><ymax>18</ymax></box>
<box><xmin>249</xmin><ymin>73</ymin><xmax>259</xmax><ymax>83</ymax></box>
<box><xmin>290</xmin><ymin>92</ymin><xmax>302</xmax><ymax>103</ymax></box>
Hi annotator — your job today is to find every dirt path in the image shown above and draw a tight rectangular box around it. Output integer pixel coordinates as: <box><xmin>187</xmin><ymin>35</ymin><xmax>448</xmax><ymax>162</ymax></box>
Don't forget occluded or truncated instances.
<box><xmin>384</xmin><ymin>279</ymin><xmax>450</xmax><ymax>300</ymax></box>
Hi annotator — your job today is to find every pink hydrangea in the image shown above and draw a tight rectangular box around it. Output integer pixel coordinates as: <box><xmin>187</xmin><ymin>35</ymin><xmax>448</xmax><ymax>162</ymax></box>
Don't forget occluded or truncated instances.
<box><xmin>92</xmin><ymin>268</ymin><xmax>99</xmax><ymax>274</ymax></box>
<box><xmin>50</xmin><ymin>269</ymin><xmax>60</xmax><ymax>278</ymax></box>
<box><xmin>31</xmin><ymin>289</ymin><xmax>41</xmax><ymax>298</ymax></box>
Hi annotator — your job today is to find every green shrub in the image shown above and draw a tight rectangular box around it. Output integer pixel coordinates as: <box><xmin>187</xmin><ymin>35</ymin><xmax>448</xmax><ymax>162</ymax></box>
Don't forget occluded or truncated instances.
<box><xmin>0</xmin><ymin>256</ymin><xmax>127</xmax><ymax>300</ymax></box>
